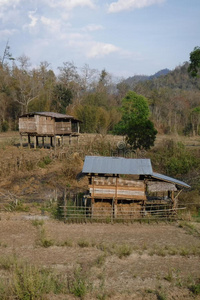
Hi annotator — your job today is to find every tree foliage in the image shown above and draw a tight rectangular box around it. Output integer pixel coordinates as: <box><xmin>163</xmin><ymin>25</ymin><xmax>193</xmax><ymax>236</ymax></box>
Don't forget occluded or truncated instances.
<box><xmin>115</xmin><ymin>91</ymin><xmax>157</xmax><ymax>150</ymax></box>
<box><xmin>1</xmin><ymin>46</ymin><xmax>200</xmax><ymax>136</ymax></box>
<box><xmin>188</xmin><ymin>46</ymin><xmax>200</xmax><ymax>77</ymax></box>
<box><xmin>51</xmin><ymin>84</ymin><xmax>73</xmax><ymax>114</ymax></box>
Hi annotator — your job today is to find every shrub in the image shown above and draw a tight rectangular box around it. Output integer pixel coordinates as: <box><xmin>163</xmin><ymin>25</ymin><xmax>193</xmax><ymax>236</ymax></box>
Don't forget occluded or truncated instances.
<box><xmin>116</xmin><ymin>244</ymin><xmax>132</xmax><ymax>259</ymax></box>
<box><xmin>1</xmin><ymin>121</ymin><xmax>9</xmax><ymax>132</ymax></box>
<box><xmin>31</xmin><ymin>219</ymin><xmax>44</xmax><ymax>227</ymax></box>
<box><xmin>189</xmin><ymin>282</ymin><xmax>200</xmax><ymax>295</ymax></box>
<box><xmin>0</xmin><ymin>256</ymin><xmax>67</xmax><ymax>299</ymax></box>
<box><xmin>37</xmin><ymin>156</ymin><xmax>52</xmax><ymax>168</ymax></box>
<box><xmin>68</xmin><ymin>267</ymin><xmax>91</xmax><ymax>298</ymax></box>
<box><xmin>77</xmin><ymin>239</ymin><xmax>90</xmax><ymax>248</ymax></box>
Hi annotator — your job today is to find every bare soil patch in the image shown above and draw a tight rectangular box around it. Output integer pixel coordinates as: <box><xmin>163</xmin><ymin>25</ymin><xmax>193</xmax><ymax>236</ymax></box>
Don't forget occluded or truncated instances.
<box><xmin>0</xmin><ymin>211</ymin><xmax>200</xmax><ymax>299</ymax></box>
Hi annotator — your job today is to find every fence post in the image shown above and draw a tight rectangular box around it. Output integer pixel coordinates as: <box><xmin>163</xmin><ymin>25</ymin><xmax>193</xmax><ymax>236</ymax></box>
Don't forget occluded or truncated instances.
<box><xmin>63</xmin><ymin>188</ymin><xmax>67</xmax><ymax>220</ymax></box>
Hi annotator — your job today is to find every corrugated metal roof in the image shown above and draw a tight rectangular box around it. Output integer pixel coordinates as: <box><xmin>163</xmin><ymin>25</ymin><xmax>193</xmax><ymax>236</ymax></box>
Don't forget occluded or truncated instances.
<box><xmin>82</xmin><ymin>156</ymin><xmax>190</xmax><ymax>188</ymax></box>
<box><xmin>152</xmin><ymin>172</ymin><xmax>190</xmax><ymax>188</ymax></box>
<box><xmin>82</xmin><ymin>156</ymin><xmax>153</xmax><ymax>175</ymax></box>
<box><xmin>19</xmin><ymin>112</ymin><xmax>80</xmax><ymax>121</ymax></box>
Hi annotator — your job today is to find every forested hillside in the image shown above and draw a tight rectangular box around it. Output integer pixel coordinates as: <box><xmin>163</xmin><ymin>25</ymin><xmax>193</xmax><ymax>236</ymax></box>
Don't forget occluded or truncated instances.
<box><xmin>124</xmin><ymin>68</ymin><xmax>170</xmax><ymax>88</ymax></box>
<box><xmin>133</xmin><ymin>62</ymin><xmax>200</xmax><ymax>135</ymax></box>
<box><xmin>0</xmin><ymin>53</ymin><xmax>200</xmax><ymax>136</ymax></box>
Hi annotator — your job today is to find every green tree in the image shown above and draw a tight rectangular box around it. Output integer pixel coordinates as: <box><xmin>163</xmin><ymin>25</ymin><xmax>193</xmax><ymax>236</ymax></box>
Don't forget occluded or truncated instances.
<box><xmin>190</xmin><ymin>106</ymin><xmax>200</xmax><ymax>136</ymax></box>
<box><xmin>188</xmin><ymin>46</ymin><xmax>200</xmax><ymax>77</ymax></box>
<box><xmin>51</xmin><ymin>84</ymin><xmax>73</xmax><ymax>114</ymax></box>
<box><xmin>75</xmin><ymin>104</ymin><xmax>98</xmax><ymax>133</ymax></box>
<box><xmin>126</xmin><ymin>119</ymin><xmax>157</xmax><ymax>150</ymax></box>
<box><xmin>114</xmin><ymin>91</ymin><xmax>157</xmax><ymax>150</ymax></box>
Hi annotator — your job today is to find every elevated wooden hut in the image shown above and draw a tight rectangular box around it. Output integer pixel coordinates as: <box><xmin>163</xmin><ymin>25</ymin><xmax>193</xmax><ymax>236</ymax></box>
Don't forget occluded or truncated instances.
<box><xmin>81</xmin><ymin>156</ymin><xmax>190</xmax><ymax>220</ymax></box>
<box><xmin>19</xmin><ymin>112</ymin><xmax>81</xmax><ymax>148</ymax></box>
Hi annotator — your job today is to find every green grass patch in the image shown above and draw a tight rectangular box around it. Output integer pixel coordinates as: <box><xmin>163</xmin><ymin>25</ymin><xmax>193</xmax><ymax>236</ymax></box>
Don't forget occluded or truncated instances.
<box><xmin>68</xmin><ymin>267</ymin><xmax>91</xmax><ymax>299</ymax></box>
<box><xmin>31</xmin><ymin>219</ymin><xmax>44</xmax><ymax>227</ymax></box>
<box><xmin>77</xmin><ymin>239</ymin><xmax>90</xmax><ymax>248</ymax></box>
<box><xmin>116</xmin><ymin>244</ymin><xmax>133</xmax><ymax>259</ymax></box>
<box><xmin>0</xmin><ymin>256</ymin><xmax>67</xmax><ymax>299</ymax></box>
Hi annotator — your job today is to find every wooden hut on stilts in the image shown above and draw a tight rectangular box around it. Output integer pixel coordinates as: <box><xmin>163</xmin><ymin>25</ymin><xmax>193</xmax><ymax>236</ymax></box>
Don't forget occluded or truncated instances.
<box><xmin>19</xmin><ymin>112</ymin><xmax>81</xmax><ymax>148</ymax></box>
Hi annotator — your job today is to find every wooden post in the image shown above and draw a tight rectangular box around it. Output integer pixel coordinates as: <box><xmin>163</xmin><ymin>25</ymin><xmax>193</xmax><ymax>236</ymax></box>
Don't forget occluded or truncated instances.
<box><xmin>91</xmin><ymin>176</ymin><xmax>95</xmax><ymax>218</ymax></box>
<box><xmin>20</xmin><ymin>134</ymin><xmax>23</xmax><ymax>148</ymax></box>
<box><xmin>61</xmin><ymin>136</ymin><xmax>64</xmax><ymax>147</ymax></box>
<box><xmin>36</xmin><ymin>136</ymin><xmax>39</xmax><ymax>147</ymax></box>
<box><xmin>69</xmin><ymin>135</ymin><xmax>71</xmax><ymax>145</ymax></box>
<box><xmin>28</xmin><ymin>135</ymin><xmax>30</xmax><ymax>148</ymax></box>
<box><xmin>42</xmin><ymin>137</ymin><xmax>45</xmax><ymax>148</ymax></box>
<box><xmin>114</xmin><ymin>177</ymin><xmax>118</xmax><ymax>219</ymax></box>
<box><xmin>63</xmin><ymin>188</ymin><xmax>67</xmax><ymax>220</ymax></box>
<box><xmin>50</xmin><ymin>136</ymin><xmax>53</xmax><ymax>147</ymax></box>
<box><xmin>111</xmin><ymin>198</ymin><xmax>114</xmax><ymax>223</ymax></box>
<box><xmin>33</xmin><ymin>136</ymin><xmax>37</xmax><ymax>149</ymax></box>
<box><xmin>54</xmin><ymin>135</ymin><xmax>56</xmax><ymax>150</ymax></box>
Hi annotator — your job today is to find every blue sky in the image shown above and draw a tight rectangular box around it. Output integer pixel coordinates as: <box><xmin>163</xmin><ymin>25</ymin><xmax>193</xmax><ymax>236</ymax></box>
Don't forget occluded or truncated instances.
<box><xmin>0</xmin><ymin>0</ymin><xmax>199</xmax><ymax>78</ymax></box>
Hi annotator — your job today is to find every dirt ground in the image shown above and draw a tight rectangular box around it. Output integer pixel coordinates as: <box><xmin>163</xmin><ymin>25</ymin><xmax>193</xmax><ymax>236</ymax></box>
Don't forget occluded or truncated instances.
<box><xmin>0</xmin><ymin>131</ymin><xmax>200</xmax><ymax>299</ymax></box>
<box><xmin>0</xmin><ymin>211</ymin><xmax>200</xmax><ymax>299</ymax></box>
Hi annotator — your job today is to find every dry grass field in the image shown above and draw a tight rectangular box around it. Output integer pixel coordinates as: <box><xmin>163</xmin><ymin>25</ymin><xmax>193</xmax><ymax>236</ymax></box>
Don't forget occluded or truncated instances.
<box><xmin>0</xmin><ymin>131</ymin><xmax>200</xmax><ymax>299</ymax></box>
<box><xmin>0</xmin><ymin>210</ymin><xmax>200</xmax><ymax>299</ymax></box>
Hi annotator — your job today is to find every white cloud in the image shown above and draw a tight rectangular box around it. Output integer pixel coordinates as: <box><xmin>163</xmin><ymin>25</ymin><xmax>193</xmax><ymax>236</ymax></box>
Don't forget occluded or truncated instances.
<box><xmin>82</xmin><ymin>24</ymin><xmax>104</xmax><ymax>32</ymax></box>
<box><xmin>0</xmin><ymin>28</ymin><xmax>18</xmax><ymax>38</ymax></box>
<box><xmin>44</xmin><ymin>0</ymin><xmax>96</xmax><ymax>10</ymax></box>
<box><xmin>0</xmin><ymin>0</ymin><xmax>22</xmax><ymax>8</ymax></box>
<box><xmin>87</xmin><ymin>42</ymin><xmax>120</xmax><ymax>58</ymax></box>
<box><xmin>41</xmin><ymin>16</ymin><xmax>62</xmax><ymax>34</ymax></box>
<box><xmin>27</xmin><ymin>10</ymin><xmax>38</xmax><ymax>28</ymax></box>
<box><xmin>107</xmin><ymin>0</ymin><xmax>165</xmax><ymax>13</ymax></box>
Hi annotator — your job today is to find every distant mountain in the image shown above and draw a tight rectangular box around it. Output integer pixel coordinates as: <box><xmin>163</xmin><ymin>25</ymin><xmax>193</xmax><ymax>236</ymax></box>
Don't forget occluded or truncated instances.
<box><xmin>133</xmin><ymin>62</ymin><xmax>200</xmax><ymax>92</ymax></box>
<box><xmin>148</xmin><ymin>68</ymin><xmax>171</xmax><ymax>80</ymax></box>
<box><xmin>124</xmin><ymin>68</ymin><xmax>171</xmax><ymax>88</ymax></box>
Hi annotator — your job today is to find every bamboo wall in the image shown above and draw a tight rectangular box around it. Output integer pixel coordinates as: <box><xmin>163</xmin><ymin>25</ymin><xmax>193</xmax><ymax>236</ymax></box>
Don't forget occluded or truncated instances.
<box><xmin>89</xmin><ymin>176</ymin><xmax>146</xmax><ymax>200</ymax></box>
<box><xmin>89</xmin><ymin>176</ymin><xmax>146</xmax><ymax>219</ymax></box>
<box><xmin>55</xmin><ymin>121</ymin><xmax>71</xmax><ymax>135</ymax></box>
<box><xmin>19</xmin><ymin>117</ymin><xmax>37</xmax><ymax>134</ymax></box>
<box><xmin>19</xmin><ymin>115</ymin><xmax>73</xmax><ymax>135</ymax></box>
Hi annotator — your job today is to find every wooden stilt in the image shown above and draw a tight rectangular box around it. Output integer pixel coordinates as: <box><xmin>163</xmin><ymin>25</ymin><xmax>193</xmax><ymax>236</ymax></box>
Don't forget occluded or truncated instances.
<box><xmin>28</xmin><ymin>135</ymin><xmax>31</xmax><ymax>148</ymax></box>
<box><xmin>33</xmin><ymin>136</ymin><xmax>37</xmax><ymax>149</ymax></box>
<box><xmin>20</xmin><ymin>134</ymin><xmax>23</xmax><ymax>148</ymax></box>
<box><xmin>50</xmin><ymin>137</ymin><xmax>53</xmax><ymax>147</ymax></box>
<box><xmin>54</xmin><ymin>135</ymin><xmax>56</xmax><ymax>150</ymax></box>
<box><xmin>42</xmin><ymin>137</ymin><xmax>45</xmax><ymax>148</ymax></box>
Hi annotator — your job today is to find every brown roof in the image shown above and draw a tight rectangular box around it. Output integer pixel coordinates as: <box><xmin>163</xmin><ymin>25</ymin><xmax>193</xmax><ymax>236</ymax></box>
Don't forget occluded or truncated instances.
<box><xmin>19</xmin><ymin>112</ymin><xmax>80</xmax><ymax>122</ymax></box>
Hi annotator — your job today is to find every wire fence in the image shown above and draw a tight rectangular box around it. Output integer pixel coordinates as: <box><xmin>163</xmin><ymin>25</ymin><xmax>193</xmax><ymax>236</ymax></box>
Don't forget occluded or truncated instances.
<box><xmin>59</xmin><ymin>204</ymin><xmax>188</xmax><ymax>223</ymax></box>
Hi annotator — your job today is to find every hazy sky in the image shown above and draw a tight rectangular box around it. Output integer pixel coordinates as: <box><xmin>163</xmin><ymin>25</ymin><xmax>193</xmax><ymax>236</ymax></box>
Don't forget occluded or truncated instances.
<box><xmin>0</xmin><ymin>0</ymin><xmax>199</xmax><ymax>78</ymax></box>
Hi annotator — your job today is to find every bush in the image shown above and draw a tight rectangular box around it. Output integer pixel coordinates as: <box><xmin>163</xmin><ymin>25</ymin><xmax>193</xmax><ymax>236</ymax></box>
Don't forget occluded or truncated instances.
<box><xmin>150</xmin><ymin>140</ymin><xmax>198</xmax><ymax>177</ymax></box>
<box><xmin>1</xmin><ymin>121</ymin><xmax>9</xmax><ymax>132</ymax></box>
<box><xmin>0</xmin><ymin>256</ymin><xmax>67</xmax><ymax>299</ymax></box>
<box><xmin>116</xmin><ymin>244</ymin><xmax>132</xmax><ymax>258</ymax></box>
<box><xmin>68</xmin><ymin>267</ymin><xmax>91</xmax><ymax>298</ymax></box>
<box><xmin>37</xmin><ymin>156</ymin><xmax>52</xmax><ymax>168</ymax></box>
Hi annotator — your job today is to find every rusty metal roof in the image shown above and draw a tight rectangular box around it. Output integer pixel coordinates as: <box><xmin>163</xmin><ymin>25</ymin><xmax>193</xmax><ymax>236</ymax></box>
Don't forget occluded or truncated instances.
<box><xmin>19</xmin><ymin>112</ymin><xmax>80</xmax><ymax>121</ymax></box>
<box><xmin>82</xmin><ymin>156</ymin><xmax>153</xmax><ymax>175</ymax></box>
